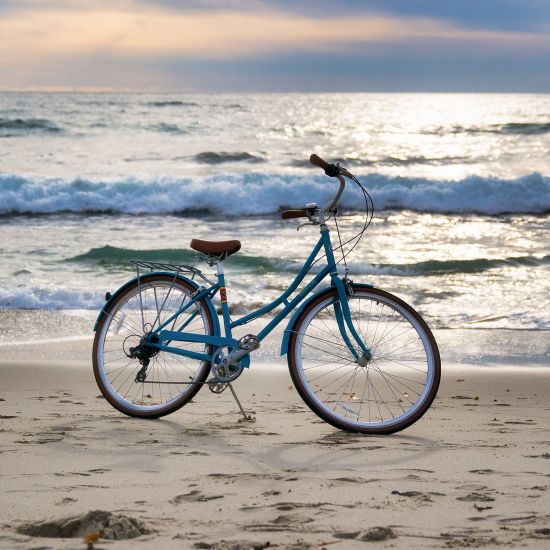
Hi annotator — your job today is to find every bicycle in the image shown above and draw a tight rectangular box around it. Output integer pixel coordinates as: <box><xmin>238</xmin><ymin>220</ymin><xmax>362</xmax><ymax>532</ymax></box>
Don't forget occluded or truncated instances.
<box><xmin>92</xmin><ymin>154</ymin><xmax>440</xmax><ymax>434</ymax></box>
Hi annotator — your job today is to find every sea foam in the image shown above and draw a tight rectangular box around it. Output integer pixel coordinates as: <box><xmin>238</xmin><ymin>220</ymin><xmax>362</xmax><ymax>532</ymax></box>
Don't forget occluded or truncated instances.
<box><xmin>0</xmin><ymin>172</ymin><xmax>548</xmax><ymax>216</ymax></box>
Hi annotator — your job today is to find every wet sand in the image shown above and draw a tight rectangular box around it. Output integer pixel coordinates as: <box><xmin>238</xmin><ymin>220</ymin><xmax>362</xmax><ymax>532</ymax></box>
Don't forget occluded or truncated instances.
<box><xmin>1</xmin><ymin>334</ymin><xmax>549</xmax><ymax>549</ymax></box>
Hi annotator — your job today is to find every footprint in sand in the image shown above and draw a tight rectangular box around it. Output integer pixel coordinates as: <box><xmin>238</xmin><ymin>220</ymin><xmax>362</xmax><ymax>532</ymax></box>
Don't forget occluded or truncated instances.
<box><xmin>171</xmin><ymin>490</ymin><xmax>224</xmax><ymax>503</ymax></box>
<box><xmin>391</xmin><ymin>490</ymin><xmax>444</xmax><ymax>504</ymax></box>
<box><xmin>334</xmin><ymin>526</ymin><xmax>397</xmax><ymax>542</ymax></box>
<box><xmin>56</xmin><ymin>497</ymin><xmax>77</xmax><ymax>505</ymax></box>
<box><xmin>457</xmin><ymin>492</ymin><xmax>495</xmax><ymax>502</ymax></box>
<box><xmin>243</xmin><ymin>513</ymin><xmax>314</xmax><ymax>533</ymax></box>
<box><xmin>193</xmin><ymin>541</ymin><xmax>274</xmax><ymax>549</ymax></box>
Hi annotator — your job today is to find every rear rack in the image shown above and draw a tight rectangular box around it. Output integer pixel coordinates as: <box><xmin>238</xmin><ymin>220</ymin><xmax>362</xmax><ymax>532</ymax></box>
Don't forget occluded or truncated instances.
<box><xmin>129</xmin><ymin>260</ymin><xmax>215</xmax><ymax>286</ymax></box>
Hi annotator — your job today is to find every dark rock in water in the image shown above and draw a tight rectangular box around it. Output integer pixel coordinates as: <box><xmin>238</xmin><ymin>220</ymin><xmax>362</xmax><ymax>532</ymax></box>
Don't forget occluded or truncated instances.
<box><xmin>361</xmin><ymin>526</ymin><xmax>397</xmax><ymax>541</ymax></box>
<box><xmin>16</xmin><ymin>510</ymin><xmax>152</xmax><ymax>539</ymax></box>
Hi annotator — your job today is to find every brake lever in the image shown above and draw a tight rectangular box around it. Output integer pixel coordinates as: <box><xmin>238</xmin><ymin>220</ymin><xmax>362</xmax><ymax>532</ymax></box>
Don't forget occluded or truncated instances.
<box><xmin>296</xmin><ymin>221</ymin><xmax>316</xmax><ymax>231</ymax></box>
<box><xmin>297</xmin><ymin>204</ymin><xmax>320</xmax><ymax>231</ymax></box>
<box><xmin>338</xmin><ymin>165</ymin><xmax>355</xmax><ymax>179</ymax></box>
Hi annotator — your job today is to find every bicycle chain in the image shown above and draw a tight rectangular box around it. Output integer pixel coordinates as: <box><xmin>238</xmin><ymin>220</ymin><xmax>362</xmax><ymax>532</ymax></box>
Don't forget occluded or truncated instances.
<box><xmin>139</xmin><ymin>378</ymin><xmax>229</xmax><ymax>393</ymax></box>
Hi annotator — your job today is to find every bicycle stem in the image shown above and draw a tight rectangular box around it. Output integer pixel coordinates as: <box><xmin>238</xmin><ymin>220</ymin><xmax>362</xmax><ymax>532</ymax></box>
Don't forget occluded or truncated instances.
<box><xmin>324</xmin><ymin>174</ymin><xmax>346</xmax><ymax>213</ymax></box>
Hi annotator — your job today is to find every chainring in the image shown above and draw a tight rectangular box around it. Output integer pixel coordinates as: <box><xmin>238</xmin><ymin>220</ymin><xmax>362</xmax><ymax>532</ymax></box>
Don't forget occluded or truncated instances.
<box><xmin>210</xmin><ymin>346</ymin><xmax>248</xmax><ymax>383</ymax></box>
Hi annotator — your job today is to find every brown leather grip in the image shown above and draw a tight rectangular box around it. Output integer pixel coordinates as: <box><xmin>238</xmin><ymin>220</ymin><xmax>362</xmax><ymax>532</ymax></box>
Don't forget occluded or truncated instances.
<box><xmin>310</xmin><ymin>154</ymin><xmax>328</xmax><ymax>169</ymax></box>
<box><xmin>281</xmin><ymin>209</ymin><xmax>308</xmax><ymax>220</ymax></box>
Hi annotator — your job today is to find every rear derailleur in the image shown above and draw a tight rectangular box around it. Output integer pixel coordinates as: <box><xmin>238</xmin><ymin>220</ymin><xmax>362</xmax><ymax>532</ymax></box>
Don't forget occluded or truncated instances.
<box><xmin>124</xmin><ymin>333</ymin><xmax>160</xmax><ymax>383</ymax></box>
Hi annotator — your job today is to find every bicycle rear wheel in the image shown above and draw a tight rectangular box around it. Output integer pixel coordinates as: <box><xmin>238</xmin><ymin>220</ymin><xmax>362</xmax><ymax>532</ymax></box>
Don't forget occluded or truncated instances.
<box><xmin>93</xmin><ymin>274</ymin><xmax>215</xmax><ymax>418</ymax></box>
<box><xmin>288</xmin><ymin>285</ymin><xmax>440</xmax><ymax>434</ymax></box>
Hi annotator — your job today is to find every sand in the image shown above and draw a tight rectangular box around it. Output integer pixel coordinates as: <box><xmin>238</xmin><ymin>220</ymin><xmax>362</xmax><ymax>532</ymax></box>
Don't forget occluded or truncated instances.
<box><xmin>0</xmin><ymin>328</ymin><xmax>549</xmax><ymax>549</ymax></box>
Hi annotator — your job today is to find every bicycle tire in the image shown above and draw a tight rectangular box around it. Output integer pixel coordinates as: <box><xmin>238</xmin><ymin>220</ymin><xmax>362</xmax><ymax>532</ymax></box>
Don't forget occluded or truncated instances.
<box><xmin>93</xmin><ymin>274</ymin><xmax>215</xmax><ymax>418</ymax></box>
<box><xmin>287</xmin><ymin>285</ymin><xmax>440</xmax><ymax>434</ymax></box>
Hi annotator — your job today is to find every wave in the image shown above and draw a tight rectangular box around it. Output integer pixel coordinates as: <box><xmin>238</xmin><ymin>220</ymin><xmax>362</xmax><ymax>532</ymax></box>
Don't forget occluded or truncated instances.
<box><xmin>0</xmin><ymin>286</ymin><xmax>103</xmax><ymax>310</ymax></box>
<box><xmin>426</xmin><ymin>122</ymin><xmax>550</xmax><ymax>136</ymax></box>
<box><xmin>351</xmin><ymin>254</ymin><xmax>550</xmax><ymax>276</ymax></box>
<box><xmin>66</xmin><ymin>246</ymin><xmax>295</xmax><ymax>272</ymax></box>
<box><xmin>0</xmin><ymin>117</ymin><xmax>62</xmax><ymax>134</ymax></box>
<box><xmin>194</xmin><ymin>152</ymin><xmax>266</xmax><ymax>164</ymax></box>
<box><xmin>222</xmin><ymin>103</ymin><xmax>244</xmax><ymax>109</ymax></box>
<box><xmin>147</xmin><ymin>100</ymin><xmax>199</xmax><ymax>107</ymax></box>
<box><xmin>498</xmin><ymin>122</ymin><xmax>550</xmax><ymax>135</ymax></box>
<box><xmin>290</xmin><ymin>155</ymin><xmax>470</xmax><ymax>168</ymax></box>
<box><xmin>150</xmin><ymin>122</ymin><xmax>187</xmax><ymax>134</ymax></box>
<box><xmin>0</xmin><ymin>172</ymin><xmax>549</xmax><ymax>216</ymax></box>
<box><xmin>66</xmin><ymin>246</ymin><xmax>550</xmax><ymax>278</ymax></box>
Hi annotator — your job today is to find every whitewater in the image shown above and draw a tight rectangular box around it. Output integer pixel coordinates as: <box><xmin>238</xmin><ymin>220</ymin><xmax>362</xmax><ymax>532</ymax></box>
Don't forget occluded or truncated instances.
<box><xmin>0</xmin><ymin>92</ymin><xmax>549</xmax><ymax>331</ymax></box>
<box><xmin>1</xmin><ymin>172</ymin><xmax>549</xmax><ymax>216</ymax></box>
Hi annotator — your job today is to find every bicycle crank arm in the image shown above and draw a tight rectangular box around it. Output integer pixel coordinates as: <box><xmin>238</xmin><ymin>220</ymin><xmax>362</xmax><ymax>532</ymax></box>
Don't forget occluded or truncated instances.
<box><xmin>224</xmin><ymin>334</ymin><xmax>260</xmax><ymax>366</ymax></box>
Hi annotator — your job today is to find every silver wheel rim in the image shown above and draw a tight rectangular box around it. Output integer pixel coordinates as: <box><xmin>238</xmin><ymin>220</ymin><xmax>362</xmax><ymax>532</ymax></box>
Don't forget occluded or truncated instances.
<box><xmin>294</xmin><ymin>290</ymin><xmax>436</xmax><ymax>430</ymax></box>
<box><xmin>96</xmin><ymin>280</ymin><xmax>210</xmax><ymax>413</ymax></box>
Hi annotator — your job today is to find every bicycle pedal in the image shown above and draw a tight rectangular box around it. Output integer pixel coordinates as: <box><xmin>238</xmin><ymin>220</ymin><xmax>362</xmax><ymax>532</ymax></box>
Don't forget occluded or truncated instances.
<box><xmin>208</xmin><ymin>379</ymin><xmax>228</xmax><ymax>394</ymax></box>
<box><xmin>238</xmin><ymin>334</ymin><xmax>260</xmax><ymax>351</ymax></box>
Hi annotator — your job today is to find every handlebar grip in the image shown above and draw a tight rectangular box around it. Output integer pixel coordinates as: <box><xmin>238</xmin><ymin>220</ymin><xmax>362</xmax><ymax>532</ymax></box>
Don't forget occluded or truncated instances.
<box><xmin>309</xmin><ymin>154</ymin><xmax>340</xmax><ymax>177</ymax></box>
<box><xmin>281</xmin><ymin>209</ymin><xmax>308</xmax><ymax>220</ymax></box>
<box><xmin>310</xmin><ymin>154</ymin><xmax>328</xmax><ymax>169</ymax></box>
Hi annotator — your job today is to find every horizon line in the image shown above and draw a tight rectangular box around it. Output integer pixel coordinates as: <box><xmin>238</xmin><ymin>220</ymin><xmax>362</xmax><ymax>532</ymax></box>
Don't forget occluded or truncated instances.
<box><xmin>0</xmin><ymin>88</ymin><xmax>549</xmax><ymax>94</ymax></box>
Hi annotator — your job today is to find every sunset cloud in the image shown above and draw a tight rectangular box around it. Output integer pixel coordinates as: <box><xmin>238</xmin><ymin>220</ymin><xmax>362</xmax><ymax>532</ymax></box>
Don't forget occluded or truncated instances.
<box><xmin>0</xmin><ymin>0</ymin><xmax>548</xmax><ymax>91</ymax></box>
<box><xmin>1</xmin><ymin>3</ymin><xmax>547</xmax><ymax>61</ymax></box>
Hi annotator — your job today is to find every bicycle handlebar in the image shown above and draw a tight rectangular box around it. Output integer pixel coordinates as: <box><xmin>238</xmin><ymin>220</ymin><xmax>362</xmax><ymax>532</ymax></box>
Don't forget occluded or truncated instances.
<box><xmin>309</xmin><ymin>153</ymin><xmax>328</xmax><ymax>169</ymax></box>
<box><xmin>281</xmin><ymin>209</ymin><xmax>308</xmax><ymax>219</ymax></box>
<box><xmin>310</xmin><ymin>154</ymin><xmax>340</xmax><ymax>177</ymax></box>
<box><xmin>281</xmin><ymin>154</ymin><xmax>354</xmax><ymax>221</ymax></box>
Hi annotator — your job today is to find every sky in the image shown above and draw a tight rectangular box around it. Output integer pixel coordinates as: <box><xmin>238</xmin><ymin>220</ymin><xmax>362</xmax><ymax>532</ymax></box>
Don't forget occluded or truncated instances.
<box><xmin>0</xmin><ymin>0</ymin><xmax>549</xmax><ymax>92</ymax></box>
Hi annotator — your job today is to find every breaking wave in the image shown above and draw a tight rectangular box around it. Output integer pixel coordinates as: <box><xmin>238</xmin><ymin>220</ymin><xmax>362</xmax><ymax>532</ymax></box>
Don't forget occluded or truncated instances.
<box><xmin>0</xmin><ymin>286</ymin><xmax>103</xmax><ymax>310</ymax></box>
<box><xmin>0</xmin><ymin>172</ymin><xmax>548</xmax><ymax>216</ymax></box>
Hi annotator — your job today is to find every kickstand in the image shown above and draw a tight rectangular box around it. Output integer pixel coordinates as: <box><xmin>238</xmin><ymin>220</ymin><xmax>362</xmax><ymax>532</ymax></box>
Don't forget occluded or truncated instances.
<box><xmin>228</xmin><ymin>383</ymin><xmax>253</xmax><ymax>421</ymax></box>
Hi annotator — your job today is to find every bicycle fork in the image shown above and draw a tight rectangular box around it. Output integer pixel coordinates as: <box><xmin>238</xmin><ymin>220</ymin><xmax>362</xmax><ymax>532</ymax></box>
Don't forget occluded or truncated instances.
<box><xmin>332</xmin><ymin>276</ymin><xmax>372</xmax><ymax>365</ymax></box>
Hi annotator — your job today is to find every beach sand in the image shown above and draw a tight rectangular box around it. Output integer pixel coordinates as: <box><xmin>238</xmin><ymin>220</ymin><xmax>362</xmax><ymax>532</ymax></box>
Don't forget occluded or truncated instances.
<box><xmin>1</xmin><ymin>327</ymin><xmax>549</xmax><ymax>549</ymax></box>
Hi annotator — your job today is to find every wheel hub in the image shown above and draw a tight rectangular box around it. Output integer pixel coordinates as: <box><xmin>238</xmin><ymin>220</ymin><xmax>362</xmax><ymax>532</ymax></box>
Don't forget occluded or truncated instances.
<box><xmin>357</xmin><ymin>349</ymin><xmax>372</xmax><ymax>367</ymax></box>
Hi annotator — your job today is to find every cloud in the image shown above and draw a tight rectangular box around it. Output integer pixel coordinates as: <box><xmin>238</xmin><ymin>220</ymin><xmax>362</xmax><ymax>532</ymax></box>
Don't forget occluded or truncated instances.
<box><xmin>0</xmin><ymin>0</ymin><xmax>548</xmax><ymax>91</ymax></box>
<box><xmin>0</xmin><ymin>1</ymin><xmax>548</xmax><ymax>64</ymax></box>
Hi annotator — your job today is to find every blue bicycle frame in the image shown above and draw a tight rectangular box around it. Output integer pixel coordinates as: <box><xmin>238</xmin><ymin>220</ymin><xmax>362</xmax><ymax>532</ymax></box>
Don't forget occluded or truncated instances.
<box><xmin>144</xmin><ymin>225</ymin><xmax>371</xmax><ymax>364</ymax></box>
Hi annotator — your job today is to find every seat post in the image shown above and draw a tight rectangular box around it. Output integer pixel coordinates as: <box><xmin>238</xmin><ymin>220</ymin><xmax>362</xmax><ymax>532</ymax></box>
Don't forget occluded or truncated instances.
<box><xmin>216</xmin><ymin>260</ymin><xmax>232</xmax><ymax>338</ymax></box>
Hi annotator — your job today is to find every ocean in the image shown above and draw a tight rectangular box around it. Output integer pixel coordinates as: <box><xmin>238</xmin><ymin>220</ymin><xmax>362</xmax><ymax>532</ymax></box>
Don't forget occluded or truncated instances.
<box><xmin>0</xmin><ymin>92</ymin><xmax>548</xmax><ymax>334</ymax></box>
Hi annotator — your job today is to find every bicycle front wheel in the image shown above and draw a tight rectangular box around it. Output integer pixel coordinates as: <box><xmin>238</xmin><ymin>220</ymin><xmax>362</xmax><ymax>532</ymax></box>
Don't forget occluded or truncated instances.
<box><xmin>93</xmin><ymin>274</ymin><xmax>215</xmax><ymax>418</ymax></box>
<box><xmin>288</xmin><ymin>285</ymin><xmax>440</xmax><ymax>434</ymax></box>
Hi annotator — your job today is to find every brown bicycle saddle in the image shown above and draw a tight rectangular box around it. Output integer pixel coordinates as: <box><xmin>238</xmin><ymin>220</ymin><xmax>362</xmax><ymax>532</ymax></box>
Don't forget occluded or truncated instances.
<box><xmin>190</xmin><ymin>238</ymin><xmax>241</xmax><ymax>258</ymax></box>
